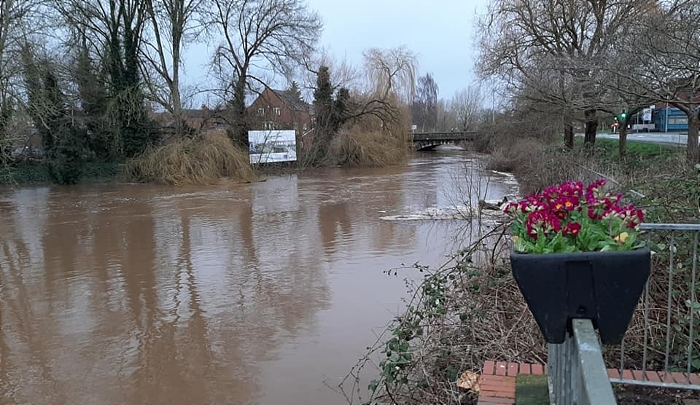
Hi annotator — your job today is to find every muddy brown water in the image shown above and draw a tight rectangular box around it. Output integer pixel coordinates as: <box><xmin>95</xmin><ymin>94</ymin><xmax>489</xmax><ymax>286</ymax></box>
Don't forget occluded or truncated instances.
<box><xmin>0</xmin><ymin>150</ymin><xmax>517</xmax><ymax>405</ymax></box>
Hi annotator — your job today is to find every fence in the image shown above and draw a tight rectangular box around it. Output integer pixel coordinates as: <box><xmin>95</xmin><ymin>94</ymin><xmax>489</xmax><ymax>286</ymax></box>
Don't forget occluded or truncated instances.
<box><xmin>549</xmin><ymin>223</ymin><xmax>700</xmax><ymax>404</ymax></box>
<box><xmin>612</xmin><ymin>223</ymin><xmax>700</xmax><ymax>390</ymax></box>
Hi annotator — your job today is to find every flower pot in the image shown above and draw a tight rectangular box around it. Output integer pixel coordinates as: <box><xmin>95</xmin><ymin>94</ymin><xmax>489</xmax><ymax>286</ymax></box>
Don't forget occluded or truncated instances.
<box><xmin>510</xmin><ymin>248</ymin><xmax>651</xmax><ymax>344</ymax></box>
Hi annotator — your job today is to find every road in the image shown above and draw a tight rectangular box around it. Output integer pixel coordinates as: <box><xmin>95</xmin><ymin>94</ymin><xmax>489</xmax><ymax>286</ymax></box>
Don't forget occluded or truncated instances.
<box><xmin>586</xmin><ymin>132</ymin><xmax>687</xmax><ymax>146</ymax></box>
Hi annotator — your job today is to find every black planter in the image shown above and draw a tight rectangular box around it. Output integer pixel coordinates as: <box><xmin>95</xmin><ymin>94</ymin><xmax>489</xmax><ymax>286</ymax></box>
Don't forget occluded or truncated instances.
<box><xmin>510</xmin><ymin>248</ymin><xmax>651</xmax><ymax>344</ymax></box>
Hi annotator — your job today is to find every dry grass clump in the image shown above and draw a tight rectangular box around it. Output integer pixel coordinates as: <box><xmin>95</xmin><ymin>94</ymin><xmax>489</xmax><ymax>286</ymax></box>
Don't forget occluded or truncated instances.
<box><xmin>335</xmin><ymin>129</ymin><xmax>409</xmax><ymax>167</ymax></box>
<box><xmin>126</xmin><ymin>130</ymin><xmax>256</xmax><ymax>185</ymax></box>
<box><xmin>485</xmin><ymin>138</ymin><xmax>546</xmax><ymax>174</ymax></box>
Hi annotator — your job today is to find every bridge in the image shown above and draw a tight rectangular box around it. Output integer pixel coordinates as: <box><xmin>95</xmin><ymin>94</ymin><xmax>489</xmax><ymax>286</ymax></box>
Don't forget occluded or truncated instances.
<box><xmin>409</xmin><ymin>131</ymin><xmax>476</xmax><ymax>150</ymax></box>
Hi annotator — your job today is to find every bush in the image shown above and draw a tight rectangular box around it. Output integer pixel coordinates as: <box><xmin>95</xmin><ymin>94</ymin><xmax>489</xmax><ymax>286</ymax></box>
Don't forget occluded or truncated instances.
<box><xmin>126</xmin><ymin>130</ymin><xmax>257</xmax><ymax>185</ymax></box>
<box><xmin>485</xmin><ymin>138</ymin><xmax>546</xmax><ymax>174</ymax></box>
<box><xmin>49</xmin><ymin>127</ymin><xmax>87</xmax><ymax>185</ymax></box>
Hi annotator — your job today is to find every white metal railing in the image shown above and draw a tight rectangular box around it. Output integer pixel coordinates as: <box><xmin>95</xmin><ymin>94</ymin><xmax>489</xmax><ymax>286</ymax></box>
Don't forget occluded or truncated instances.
<box><xmin>612</xmin><ymin>223</ymin><xmax>700</xmax><ymax>390</ymax></box>
<box><xmin>549</xmin><ymin>223</ymin><xmax>700</xmax><ymax>405</ymax></box>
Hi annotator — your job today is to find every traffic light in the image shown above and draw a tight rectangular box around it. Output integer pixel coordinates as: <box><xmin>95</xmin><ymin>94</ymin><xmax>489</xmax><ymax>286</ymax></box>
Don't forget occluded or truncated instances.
<box><xmin>620</xmin><ymin>109</ymin><xmax>627</xmax><ymax>121</ymax></box>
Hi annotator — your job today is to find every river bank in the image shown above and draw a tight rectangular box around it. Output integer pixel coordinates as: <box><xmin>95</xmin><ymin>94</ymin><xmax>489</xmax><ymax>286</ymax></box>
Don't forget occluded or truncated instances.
<box><xmin>354</xmin><ymin>137</ymin><xmax>700</xmax><ymax>405</ymax></box>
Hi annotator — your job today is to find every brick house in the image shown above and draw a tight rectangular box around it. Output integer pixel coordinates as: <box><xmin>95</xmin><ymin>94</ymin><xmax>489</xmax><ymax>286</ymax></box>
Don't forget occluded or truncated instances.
<box><xmin>148</xmin><ymin>104</ymin><xmax>228</xmax><ymax>134</ymax></box>
<box><xmin>248</xmin><ymin>87</ymin><xmax>314</xmax><ymax>150</ymax></box>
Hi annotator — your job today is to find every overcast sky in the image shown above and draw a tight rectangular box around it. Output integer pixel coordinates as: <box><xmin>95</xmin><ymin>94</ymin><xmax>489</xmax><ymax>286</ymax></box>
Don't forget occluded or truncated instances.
<box><xmin>308</xmin><ymin>0</ymin><xmax>489</xmax><ymax>97</ymax></box>
<box><xmin>183</xmin><ymin>0</ymin><xmax>491</xmax><ymax>106</ymax></box>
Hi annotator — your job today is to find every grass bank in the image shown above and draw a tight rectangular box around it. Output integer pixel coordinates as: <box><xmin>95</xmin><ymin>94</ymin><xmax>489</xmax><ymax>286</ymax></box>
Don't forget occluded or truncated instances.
<box><xmin>346</xmin><ymin>135</ymin><xmax>699</xmax><ymax>405</ymax></box>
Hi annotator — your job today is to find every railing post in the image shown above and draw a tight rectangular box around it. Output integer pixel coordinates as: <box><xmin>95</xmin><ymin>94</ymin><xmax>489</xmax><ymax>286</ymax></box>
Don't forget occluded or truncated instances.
<box><xmin>548</xmin><ymin>319</ymin><xmax>617</xmax><ymax>405</ymax></box>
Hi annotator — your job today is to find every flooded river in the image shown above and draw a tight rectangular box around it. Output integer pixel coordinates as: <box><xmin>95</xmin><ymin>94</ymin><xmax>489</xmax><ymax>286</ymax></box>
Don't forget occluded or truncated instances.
<box><xmin>0</xmin><ymin>150</ymin><xmax>517</xmax><ymax>405</ymax></box>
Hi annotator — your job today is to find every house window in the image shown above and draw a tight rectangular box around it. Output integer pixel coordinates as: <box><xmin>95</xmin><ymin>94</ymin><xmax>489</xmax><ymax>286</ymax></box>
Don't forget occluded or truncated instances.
<box><xmin>257</xmin><ymin>108</ymin><xmax>264</xmax><ymax>116</ymax></box>
<box><xmin>273</xmin><ymin>107</ymin><xmax>281</xmax><ymax>116</ymax></box>
<box><xmin>265</xmin><ymin>121</ymin><xmax>276</xmax><ymax>130</ymax></box>
<box><xmin>303</xmin><ymin>123</ymin><xmax>307</xmax><ymax>130</ymax></box>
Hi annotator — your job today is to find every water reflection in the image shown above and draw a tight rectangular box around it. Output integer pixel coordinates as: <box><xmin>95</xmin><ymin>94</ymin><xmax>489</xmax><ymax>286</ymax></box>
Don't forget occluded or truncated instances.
<box><xmin>0</xmin><ymin>151</ymin><xmax>517</xmax><ymax>405</ymax></box>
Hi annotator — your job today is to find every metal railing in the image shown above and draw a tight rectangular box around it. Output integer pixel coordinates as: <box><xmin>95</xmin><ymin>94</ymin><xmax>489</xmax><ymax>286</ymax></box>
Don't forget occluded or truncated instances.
<box><xmin>549</xmin><ymin>319</ymin><xmax>617</xmax><ymax>405</ymax></box>
<box><xmin>549</xmin><ymin>223</ymin><xmax>700</xmax><ymax>404</ymax></box>
<box><xmin>612</xmin><ymin>223</ymin><xmax>700</xmax><ymax>390</ymax></box>
<box><xmin>410</xmin><ymin>132</ymin><xmax>475</xmax><ymax>142</ymax></box>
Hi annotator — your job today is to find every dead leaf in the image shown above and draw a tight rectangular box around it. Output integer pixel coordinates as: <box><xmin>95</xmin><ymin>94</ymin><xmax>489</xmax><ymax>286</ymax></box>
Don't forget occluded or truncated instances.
<box><xmin>456</xmin><ymin>371</ymin><xmax>482</xmax><ymax>392</ymax></box>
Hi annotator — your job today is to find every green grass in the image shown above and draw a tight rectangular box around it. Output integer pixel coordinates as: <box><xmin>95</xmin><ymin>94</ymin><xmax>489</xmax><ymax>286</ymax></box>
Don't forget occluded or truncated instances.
<box><xmin>594</xmin><ymin>138</ymin><xmax>681</xmax><ymax>159</ymax></box>
<box><xmin>566</xmin><ymin>136</ymin><xmax>684</xmax><ymax>174</ymax></box>
<box><xmin>516</xmin><ymin>375</ymin><xmax>549</xmax><ymax>405</ymax></box>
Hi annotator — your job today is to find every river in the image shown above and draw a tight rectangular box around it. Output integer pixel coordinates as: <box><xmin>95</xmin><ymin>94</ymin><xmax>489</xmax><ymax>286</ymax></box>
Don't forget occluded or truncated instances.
<box><xmin>0</xmin><ymin>149</ymin><xmax>517</xmax><ymax>405</ymax></box>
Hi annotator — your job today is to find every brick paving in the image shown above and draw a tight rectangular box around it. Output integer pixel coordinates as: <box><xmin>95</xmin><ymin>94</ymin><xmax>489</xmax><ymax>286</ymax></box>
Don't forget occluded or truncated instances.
<box><xmin>477</xmin><ymin>360</ymin><xmax>700</xmax><ymax>405</ymax></box>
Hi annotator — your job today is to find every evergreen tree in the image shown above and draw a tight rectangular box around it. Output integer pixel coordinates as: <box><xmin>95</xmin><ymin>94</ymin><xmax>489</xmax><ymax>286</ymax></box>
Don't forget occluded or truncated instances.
<box><xmin>313</xmin><ymin>66</ymin><xmax>334</xmax><ymax>143</ymax></box>
<box><xmin>287</xmin><ymin>80</ymin><xmax>303</xmax><ymax>101</ymax></box>
<box><xmin>75</xmin><ymin>40</ymin><xmax>112</xmax><ymax>159</ymax></box>
<box><xmin>23</xmin><ymin>51</ymin><xmax>85</xmax><ymax>184</ymax></box>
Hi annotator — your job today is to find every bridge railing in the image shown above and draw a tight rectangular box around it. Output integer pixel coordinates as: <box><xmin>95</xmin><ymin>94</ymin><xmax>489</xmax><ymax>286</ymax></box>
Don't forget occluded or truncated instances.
<box><xmin>410</xmin><ymin>132</ymin><xmax>475</xmax><ymax>142</ymax></box>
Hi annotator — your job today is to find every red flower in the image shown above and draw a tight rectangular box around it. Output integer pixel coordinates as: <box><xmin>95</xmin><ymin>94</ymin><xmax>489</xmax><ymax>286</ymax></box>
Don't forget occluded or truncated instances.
<box><xmin>525</xmin><ymin>210</ymin><xmax>562</xmax><ymax>240</ymax></box>
<box><xmin>563</xmin><ymin>222</ymin><xmax>582</xmax><ymax>237</ymax></box>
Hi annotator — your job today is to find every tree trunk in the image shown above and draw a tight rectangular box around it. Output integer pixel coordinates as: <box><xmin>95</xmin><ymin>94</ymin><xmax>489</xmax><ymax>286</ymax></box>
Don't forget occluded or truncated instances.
<box><xmin>618</xmin><ymin>118</ymin><xmax>628</xmax><ymax>157</ymax></box>
<box><xmin>172</xmin><ymin>45</ymin><xmax>184</xmax><ymax>137</ymax></box>
<box><xmin>564</xmin><ymin>123</ymin><xmax>574</xmax><ymax>148</ymax></box>
<box><xmin>231</xmin><ymin>77</ymin><xmax>248</xmax><ymax>149</ymax></box>
<box><xmin>584</xmin><ymin>109</ymin><xmax>598</xmax><ymax>145</ymax></box>
<box><xmin>687</xmin><ymin>109</ymin><xmax>699</xmax><ymax>164</ymax></box>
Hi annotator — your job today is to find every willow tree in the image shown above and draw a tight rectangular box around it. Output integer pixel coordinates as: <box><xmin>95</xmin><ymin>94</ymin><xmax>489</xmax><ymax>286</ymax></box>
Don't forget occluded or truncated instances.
<box><xmin>204</xmin><ymin>0</ymin><xmax>322</xmax><ymax>148</ymax></box>
<box><xmin>477</xmin><ymin>0</ymin><xmax>658</xmax><ymax>147</ymax></box>
<box><xmin>363</xmin><ymin>46</ymin><xmax>417</xmax><ymax>103</ymax></box>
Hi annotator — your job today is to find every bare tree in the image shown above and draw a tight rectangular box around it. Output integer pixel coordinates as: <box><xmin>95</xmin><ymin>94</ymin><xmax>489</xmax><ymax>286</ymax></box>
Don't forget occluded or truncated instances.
<box><xmin>611</xmin><ymin>0</ymin><xmax>700</xmax><ymax>162</ymax></box>
<box><xmin>435</xmin><ymin>99</ymin><xmax>457</xmax><ymax>132</ymax></box>
<box><xmin>411</xmin><ymin>73</ymin><xmax>438</xmax><ymax>131</ymax></box>
<box><xmin>302</xmin><ymin>47</ymin><xmax>361</xmax><ymax>99</ymax></box>
<box><xmin>204</xmin><ymin>0</ymin><xmax>322</xmax><ymax>147</ymax></box>
<box><xmin>0</xmin><ymin>0</ymin><xmax>49</xmax><ymax>154</ymax></box>
<box><xmin>451</xmin><ymin>86</ymin><xmax>482</xmax><ymax>131</ymax></box>
<box><xmin>141</xmin><ymin>0</ymin><xmax>204</xmax><ymax>137</ymax></box>
<box><xmin>477</xmin><ymin>0</ymin><xmax>658</xmax><ymax>146</ymax></box>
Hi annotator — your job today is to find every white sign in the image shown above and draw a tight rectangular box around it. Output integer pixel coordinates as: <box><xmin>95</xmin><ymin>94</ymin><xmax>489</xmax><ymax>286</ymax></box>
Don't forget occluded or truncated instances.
<box><xmin>642</xmin><ymin>108</ymin><xmax>652</xmax><ymax>122</ymax></box>
<box><xmin>248</xmin><ymin>130</ymin><xmax>297</xmax><ymax>163</ymax></box>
